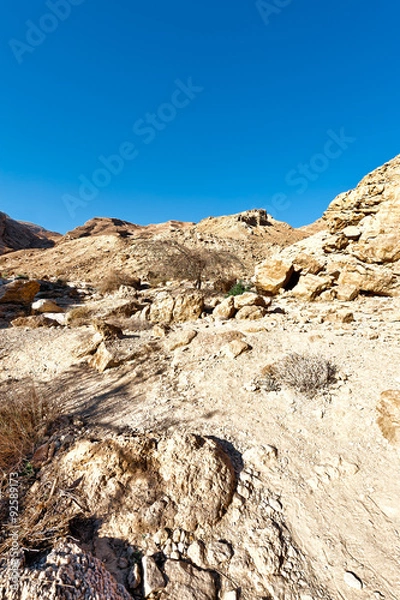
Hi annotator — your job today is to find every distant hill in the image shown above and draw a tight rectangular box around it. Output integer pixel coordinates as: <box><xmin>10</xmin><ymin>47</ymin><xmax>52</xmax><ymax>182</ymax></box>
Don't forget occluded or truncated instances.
<box><xmin>0</xmin><ymin>211</ymin><xmax>61</xmax><ymax>255</ymax></box>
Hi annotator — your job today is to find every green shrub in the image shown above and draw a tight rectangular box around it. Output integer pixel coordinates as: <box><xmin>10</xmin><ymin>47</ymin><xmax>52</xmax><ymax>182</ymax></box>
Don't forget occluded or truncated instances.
<box><xmin>226</xmin><ymin>280</ymin><xmax>252</xmax><ymax>297</ymax></box>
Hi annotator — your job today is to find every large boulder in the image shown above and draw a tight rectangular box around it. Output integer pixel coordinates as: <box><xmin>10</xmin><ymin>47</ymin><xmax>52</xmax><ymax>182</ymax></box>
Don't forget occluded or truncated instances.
<box><xmin>173</xmin><ymin>291</ymin><xmax>204</xmax><ymax>323</ymax></box>
<box><xmin>0</xmin><ymin>279</ymin><xmax>40</xmax><ymax>305</ymax></box>
<box><xmin>150</xmin><ymin>291</ymin><xmax>204</xmax><ymax>325</ymax></box>
<box><xmin>213</xmin><ymin>296</ymin><xmax>236</xmax><ymax>320</ymax></box>
<box><xmin>254</xmin><ymin>259</ymin><xmax>293</xmax><ymax>295</ymax></box>
<box><xmin>292</xmin><ymin>274</ymin><xmax>332</xmax><ymax>301</ymax></box>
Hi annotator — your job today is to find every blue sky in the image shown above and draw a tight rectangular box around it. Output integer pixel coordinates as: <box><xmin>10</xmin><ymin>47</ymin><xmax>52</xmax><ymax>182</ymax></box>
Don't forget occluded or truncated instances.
<box><xmin>0</xmin><ymin>0</ymin><xmax>399</xmax><ymax>234</ymax></box>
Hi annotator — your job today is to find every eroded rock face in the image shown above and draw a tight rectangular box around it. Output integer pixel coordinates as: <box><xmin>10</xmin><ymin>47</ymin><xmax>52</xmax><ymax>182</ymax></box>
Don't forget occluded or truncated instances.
<box><xmin>58</xmin><ymin>432</ymin><xmax>236</xmax><ymax>539</ymax></box>
<box><xmin>253</xmin><ymin>155</ymin><xmax>400</xmax><ymax>299</ymax></box>
<box><xmin>0</xmin><ymin>280</ymin><xmax>40</xmax><ymax>304</ymax></box>
<box><xmin>0</xmin><ymin>541</ymin><xmax>131</xmax><ymax>600</ymax></box>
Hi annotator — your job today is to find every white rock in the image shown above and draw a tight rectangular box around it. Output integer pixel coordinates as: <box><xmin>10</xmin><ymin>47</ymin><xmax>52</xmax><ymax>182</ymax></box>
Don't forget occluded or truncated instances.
<box><xmin>344</xmin><ymin>571</ymin><xmax>363</xmax><ymax>590</ymax></box>
<box><xmin>32</xmin><ymin>299</ymin><xmax>64</xmax><ymax>313</ymax></box>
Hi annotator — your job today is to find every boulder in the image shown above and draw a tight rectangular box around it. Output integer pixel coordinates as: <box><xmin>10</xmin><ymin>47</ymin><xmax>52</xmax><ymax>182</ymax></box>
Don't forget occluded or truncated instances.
<box><xmin>173</xmin><ymin>292</ymin><xmax>204</xmax><ymax>323</ymax></box>
<box><xmin>335</xmin><ymin>284</ymin><xmax>359</xmax><ymax>301</ymax></box>
<box><xmin>235</xmin><ymin>306</ymin><xmax>266</xmax><ymax>320</ymax></box>
<box><xmin>165</xmin><ymin>329</ymin><xmax>197</xmax><ymax>351</ymax></box>
<box><xmin>31</xmin><ymin>299</ymin><xmax>64</xmax><ymax>313</ymax></box>
<box><xmin>233</xmin><ymin>292</ymin><xmax>271</xmax><ymax>310</ymax></box>
<box><xmin>221</xmin><ymin>339</ymin><xmax>251</xmax><ymax>358</ymax></box>
<box><xmin>149</xmin><ymin>292</ymin><xmax>175</xmax><ymax>325</ymax></box>
<box><xmin>162</xmin><ymin>559</ymin><xmax>217</xmax><ymax>600</ymax></box>
<box><xmin>338</xmin><ymin>264</ymin><xmax>397</xmax><ymax>295</ymax></box>
<box><xmin>0</xmin><ymin>279</ymin><xmax>40</xmax><ymax>304</ymax></box>
<box><xmin>213</xmin><ymin>296</ymin><xmax>236</xmax><ymax>320</ymax></box>
<box><xmin>142</xmin><ymin>556</ymin><xmax>166</xmax><ymax>597</ymax></box>
<box><xmin>11</xmin><ymin>315</ymin><xmax>60</xmax><ymax>328</ymax></box>
<box><xmin>254</xmin><ymin>259</ymin><xmax>294</xmax><ymax>295</ymax></box>
<box><xmin>292</xmin><ymin>274</ymin><xmax>331</xmax><ymax>301</ymax></box>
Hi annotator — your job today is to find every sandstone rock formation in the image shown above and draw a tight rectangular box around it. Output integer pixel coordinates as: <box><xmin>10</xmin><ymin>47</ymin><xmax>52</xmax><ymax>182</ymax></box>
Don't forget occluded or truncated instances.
<box><xmin>253</xmin><ymin>154</ymin><xmax>400</xmax><ymax>299</ymax></box>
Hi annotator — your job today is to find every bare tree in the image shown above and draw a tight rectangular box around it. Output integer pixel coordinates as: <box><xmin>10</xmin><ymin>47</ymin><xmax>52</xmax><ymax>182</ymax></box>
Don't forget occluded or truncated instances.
<box><xmin>143</xmin><ymin>240</ymin><xmax>243</xmax><ymax>289</ymax></box>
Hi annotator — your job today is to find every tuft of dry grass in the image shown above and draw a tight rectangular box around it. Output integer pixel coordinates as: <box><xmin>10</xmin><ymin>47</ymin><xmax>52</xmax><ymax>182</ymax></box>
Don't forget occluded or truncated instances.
<box><xmin>66</xmin><ymin>304</ymin><xmax>96</xmax><ymax>326</ymax></box>
<box><xmin>0</xmin><ymin>382</ymin><xmax>59</xmax><ymax>475</ymax></box>
<box><xmin>271</xmin><ymin>353</ymin><xmax>337</xmax><ymax>397</ymax></box>
<box><xmin>97</xmin><ymin>271</ymin><xmax>140</xmax><ymax>294</ymax></box>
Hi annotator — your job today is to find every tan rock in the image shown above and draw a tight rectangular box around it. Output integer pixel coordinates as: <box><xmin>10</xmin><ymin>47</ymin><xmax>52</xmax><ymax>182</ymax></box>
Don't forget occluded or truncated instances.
<box><xmin>233</xmin><ymin>292</ymin><xmax>270</xmax><ymax>310</ymax></box>
<box><xmin>0</xmin><ymin>279</ymin><xmax>40</xmax><ymax>304</ymax></box>
<box><xmin>222</xmin><ymin>339</ymin><xmax>251</xmax><ymax>358</ymax></box>
<box><xmin>235</xmin><ymin>305</ymin><xmax>266</xmax><ymax>320</ymax></box>
<box><xmin>173</xmin><ymin>291</ymin><xmax>204</xmax><ymax>323</ymax></box>
<box><xmin>142</xmin><ymin>555</ymin><xmax>166</xmax><ymax>597</ymax></box>
<box><xmin>162</xmin><ymin>559</ymin><xmax>216</xmax><ymax>600</ymax></box>
<box><xmin>213</xmin><ymin>296</ymin><xmax>236</xmax><ymax>320</ymax></box>
<box><xmin>254</xmin><ymin>259</ymin><xmax>294</xmax><ymax>295</ymax></box>
<box><xmin>11</xmin><ymin>315</ymin><xmax>60</xmax><ymax>328</ymax></box>
<box><xmin>342</xmin><ymin>226</ymin><xmax>361</xmax><ymax>240</ymax></box>
<box><xmin>166</xmin><ymin>329</ymin><xmax>197</xmax><ymax>351</ymax></box>
<box><xmin>292</xmin><ymin>274</ymin><xmax>331</xmax><ymax>301</ymax></box>
<box><xmin>377</xmin><ymin>390</ymin><xmax>400</xmax><ymax>445</ymax></box>
<box><xmin>335</xmin><ymin>284</ymin><xmax>359</xmax><ymax>301</ymax></box>
<box><xmin>31</xmin><ymin>298</ymin><xmax>64</xmax><ymax>313</ymax></box>
<box><xmin>338</xmin><ymin>264</ymin><xmax>397</xmax><ymax>295</ymax></box>
<box><xmin>149</xmin><ymin>292</ymin><xmax>175</xmax><ymax>325</ymax></box>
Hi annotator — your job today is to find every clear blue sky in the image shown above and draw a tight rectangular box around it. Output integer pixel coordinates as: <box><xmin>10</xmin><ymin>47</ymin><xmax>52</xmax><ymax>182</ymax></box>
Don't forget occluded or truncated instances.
<box><xmin>0</xmin><ymin>0</ymin><xmax>399</xmax><ymax>234</ymax></box>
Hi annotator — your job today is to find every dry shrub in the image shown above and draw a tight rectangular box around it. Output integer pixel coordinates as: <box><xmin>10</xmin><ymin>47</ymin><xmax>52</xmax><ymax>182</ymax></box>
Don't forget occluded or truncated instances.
<box><xmin>0</xmin><ymin>382</ymin><xmax>59</xmax><ymax>475</ymax></box>
<box><xmin>97</xmin><ymin>271</ymin><xmax>140</xmax><ymax>294</ymax></box>
<box><xmin>272</xmin><ymin>353</ymin><xmax>337</xmax><ymax>397</ymax></box>
<box><xmin>67</xmin><ymin>305</ymin><xmax>96</xmax><ymax>326</ymax></box>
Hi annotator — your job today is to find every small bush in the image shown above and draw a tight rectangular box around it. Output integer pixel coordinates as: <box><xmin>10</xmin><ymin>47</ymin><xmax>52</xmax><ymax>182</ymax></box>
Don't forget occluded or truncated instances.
<box><xmin>97</xmin><ymin>271</ymin><xmax>140</xmax><ymax>294</ymax></box>
<box><xmin>0</xmin><ymin>383</ymin><xmax>59</xmax><ymax>475</ymax></box>
<box><xmin>272</xmin><ymin>353</ymin><xmax>337</xmax><ymax>397</ymax></box>
<box><xmin>226</xmin><ymin>280</ymin><xmax>252</xmax><ymax>297</ymax></box>
<box><xmin>67</xmin><ymin>305</ymin><xmax>96</xmax><ymax>326</ymax></box>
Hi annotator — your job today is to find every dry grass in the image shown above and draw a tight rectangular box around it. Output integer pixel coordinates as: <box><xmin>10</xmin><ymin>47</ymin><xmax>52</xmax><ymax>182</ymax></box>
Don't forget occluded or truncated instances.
<box><xmin>272</xmin><ymin>353</ymin><xmax>337</xmax><ymax>397</ymax></box>
<box><xmin>0</xmin><ymin>382</ymin><xmax>59</xmax><ymax>475</ymax></box>
<box><xmin>97</xmin><ymin>271</ymin><xmax>140</xmax><ymax>294</ymax></box>
<box><xmin>66</xmin><ymin>304</ymin><xmax>96</xmax><ymax>326</ymax></box>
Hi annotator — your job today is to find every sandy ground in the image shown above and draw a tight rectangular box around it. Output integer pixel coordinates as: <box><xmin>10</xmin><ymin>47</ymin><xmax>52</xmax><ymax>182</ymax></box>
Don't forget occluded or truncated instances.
<box><xmin>1</xmin><ymin>295</ymin><xmax>400</xmax><ymax>599</ymax></box>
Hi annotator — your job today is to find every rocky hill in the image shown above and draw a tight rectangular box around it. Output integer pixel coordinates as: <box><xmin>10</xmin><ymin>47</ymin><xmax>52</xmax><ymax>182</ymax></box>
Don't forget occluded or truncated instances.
<box><xmin>0</xmin><ymin>211</ymin><xmax>60</xmax><ymax>255</ymax></box>
<box><xmin>0</xmin><ymin>158</ymin><xmax>400</xmax><ymax>600</ymax></box>
<box><xmin>255</xmin><ymin>154</ymin><xmax>400</xmax><ymax>300</ymax></box>
<box><xmin>0</xmin><ymin>209</ymin><xmax>306</xmax><ymax>287</ymax></box>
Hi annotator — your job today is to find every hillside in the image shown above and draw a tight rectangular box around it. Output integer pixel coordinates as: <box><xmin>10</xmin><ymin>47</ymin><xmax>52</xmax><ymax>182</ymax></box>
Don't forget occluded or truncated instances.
<box><xmin>0</xmin><ymin>211</ymin><xmax>60</xmax><ymax>255</ymax></box>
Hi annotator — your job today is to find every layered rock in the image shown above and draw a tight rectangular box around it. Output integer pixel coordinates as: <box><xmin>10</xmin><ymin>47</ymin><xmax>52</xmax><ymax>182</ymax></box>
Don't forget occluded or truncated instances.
<box><xmin>253</xmin><ymin>154</ymin><xmax>400</xmax><ymax>299</ymax></box>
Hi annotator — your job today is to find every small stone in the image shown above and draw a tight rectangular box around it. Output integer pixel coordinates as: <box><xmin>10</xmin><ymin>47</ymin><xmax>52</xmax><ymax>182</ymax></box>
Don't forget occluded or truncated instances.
<box><xmin>153</xmin><ymin>529</ymin><xmax>169</xmax><ymax>546</ymax></box>
<box><xmin>344</xmin><ymin>571</ymin><xmax>363</xmax><ymax>590</ymax></box>
<box><xmin>268</xmin><ymin>498</ymin><xmax>282</xmax><ymax>512</ymax></box>
<box><xmin>128</xmin><ymin>563</ymin><xmax>141</xmax><ymax>590</ymax></box>
<box><xmin>142</xmin><ymin>556</ymin><xmax>166</xmax><ymax>597</ymax></box>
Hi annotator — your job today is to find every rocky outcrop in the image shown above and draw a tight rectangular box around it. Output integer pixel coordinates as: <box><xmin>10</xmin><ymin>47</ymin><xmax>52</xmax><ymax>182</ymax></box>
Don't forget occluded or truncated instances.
<box><xmin>149</xmin><ymin>291</ymin><xmax>204</xmax><ymax>325</ymax></box>
<box><xmin>0</xmin><ymin>279</ymin><xmax>40</xmax><ymax>304</ymax></box>
<box><xmin>0</xmin><ymin>211</ymin><xmax>59</xmax><ymax>255</ymax></box>
<box><xmin>253</xmin><ymin>155</ymin><xmax>400</xmax><ymax>299</ymax></box>
<box><xmin>0</xmin><ymin>541</ymin><xmax>131</xmax><ymax>600</ymax></box>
